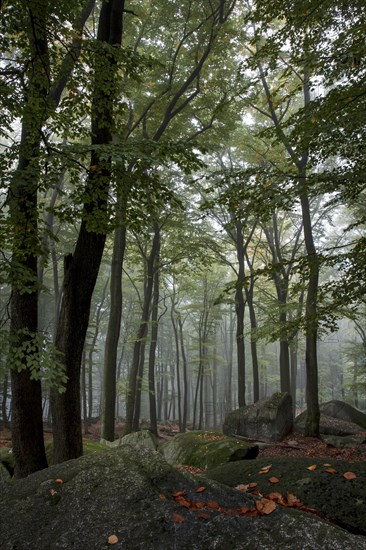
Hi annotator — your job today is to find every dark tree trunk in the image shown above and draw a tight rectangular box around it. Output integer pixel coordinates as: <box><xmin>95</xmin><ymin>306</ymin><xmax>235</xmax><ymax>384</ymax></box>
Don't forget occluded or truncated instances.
<box><xmin>51</xmin><ymin>0</ymin><xmax>125</xmax><ymax>463</ymax></box>
<box><xmin>101</xmin><ymin>222</ymin><xmax>126</xmax><ymax>441</ymax></box>
<box><xmin>177</xmin><ymin>315</ymin><xmax>188</xmax><ymax>431</ymax></box>
<box><xmin>148</xmin><ymin>251</ymin><xmax>160</xmax><ymax>436</ymax></box>
<box><xmin>8</xmin><ymin>0</ymin><xmax>50</xmax><ymax>478</ymax></box>
<box><xmin>233</xmin><ymin>220</ymin><xmax>246</xmax><ymax>407</ymax></box>
<box><xmin>124</xmin><ymin>225</ymin><xmax>160</xmax><ymax>435</ymax></box>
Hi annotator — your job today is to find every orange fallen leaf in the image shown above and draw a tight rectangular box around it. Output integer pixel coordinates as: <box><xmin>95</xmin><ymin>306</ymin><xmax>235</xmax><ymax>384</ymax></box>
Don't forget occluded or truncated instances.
<box><xmin>55</xmin><ymin>479</ymin><xmax>63</xmax><ymax>485</ymax></box>
<box><xmin>207</xmin><ymin>501</ymin><xmax>220</xmax><ymax>510</ymax></box>
<box><xmin>196</xmin><ymin>486</ymin><xmax>206</xmax><ymax>493</ymax></box>
<box><xmin>324</xmin><ymin>468</ymin><xmax>337</xmax><ymax>474</ymax></box>
<box><xmin>175</xmin><ymin>497</ymin><xmax>191</xmax><ymax>508</ymax></box>
<box><xmin>259</xmin><ymin>464</ymin><xmax>272</xmax><ymax>474</ymax></box>
<box><xmin>343</xmin><ymin>471</ymin><xmax>357</xmax><ymax>480</ymax></box>
<box><xmin>108</xmin><ymin>535</ymin><xmax>119</xmax><ymax>545</ymax></box>
<box><xmin>256</xmin><ymin>498</ymin><xmax>277</xmax><ymax>515</ymax></box>
<box><xmin>49</xmin><ymin>489</ymin><xmax>57</xmax><ymax>496</ymax></box>
<box><xmin>286</xmin><ymin>493</ymin><xmax>302</xmax><ymax>507</ymax></box>
<box><xmin>159</xmin><ymin>494</ymin><xmax>166</xmax><ymax>500</ymax></box>
<box><xmin>323</xmin><ymin>463</ymin><xmax>332</xmax><ymax>467</ymax></box>
<box><xmin>268</xmin><ymin>476</ymin><xmax>280</xmax><ymax>484</ymax></box>
<box><xmin>266</xmin><ymin>492</ymin><xmax>283</xmax><ymax>502</ymax></box>
<box><xmin>307</xmin><ymin>465</ymin><xmax>317</xmax><ymax>471</ymax></box>
<box><xmin>191</xmin><ymin>501</ymin><xmax>205</xmax><ymax>510</ymax></box>
<box><xmin>172</xmin><ymin>491</ymin><xmax>186</xmax><ymax>498</ymax></box>
<box><xmin>197</xmin><ymin>513</ymin><xmax>210</xmax><ymax>520</ymax></box>
<box><xmin>172</xmin><ymin>513</ymin><xmax>185</xmax><ymax>523</ymax></box>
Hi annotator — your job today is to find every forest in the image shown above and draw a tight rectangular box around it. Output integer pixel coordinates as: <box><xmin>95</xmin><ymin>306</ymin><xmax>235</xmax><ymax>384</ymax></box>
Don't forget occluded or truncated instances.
<box><xmin>0</xmin><ymin>0</ymin><xmax>365</xmax><ymax>480</ymax></box>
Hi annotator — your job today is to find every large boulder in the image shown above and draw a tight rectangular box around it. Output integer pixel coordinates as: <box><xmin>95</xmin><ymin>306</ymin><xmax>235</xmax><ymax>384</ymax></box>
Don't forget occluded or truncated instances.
<box><xmin>1</xmin><ymin>446</ymin><xmax>365</xmax><ymax>549</ymax></box>
<box><xmin>161</xmin><ymin>431</ymin><xmax>258</xmax><ymax>469</ymax></box>
<box><xmin>294</xmin><ymin>401</ymin><xmax>366</xmax><ymax>437</ymax></box>
<box><xmin>319</xmin><ymin>401</ymin><xmax>366</xmax><ymax>430</ymax></box>
<box><xmin>223</xmin><ymin>392</ymin><xmax>293</xmax><ymax>441</ymax></box>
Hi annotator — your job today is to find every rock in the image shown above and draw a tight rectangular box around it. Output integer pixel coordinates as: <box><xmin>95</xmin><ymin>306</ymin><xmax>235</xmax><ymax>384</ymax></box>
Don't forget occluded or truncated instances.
<box><xmin>323</xmin><ymin>434</ymin><xmax>366</xmax><ymax>449</ymax></box>
<box><xmin>294</xmin><ymin>413</ymin><xmax>363</xmax><ymax>436</ymax></box>
<box><xmin>223</xmin><ymin>392</ymin><xmax>293</xmax><ymax>441</ymax></box>
<box><xmin>0</xmin><ymin>446</ymin><xmax>365</xmax><ymax>549</ymax></box>
<box><xmin>319</xmin><ymin>401</ymin><xmax>366</xmax><ymax>430</ymax></box>
<box><xmin>204</xmin><ymin>456</ymin><xmax>366</xmax><ymax>537</ymax></box>
<box><xmin>161</xmin><ymin>431</ymin><xmax>258</xmax><ymax>469</ymax></box>
<box><xmin>101</xmin><ymin>430</ymin><xmax>159</xmax><ymax>451</ymax></box>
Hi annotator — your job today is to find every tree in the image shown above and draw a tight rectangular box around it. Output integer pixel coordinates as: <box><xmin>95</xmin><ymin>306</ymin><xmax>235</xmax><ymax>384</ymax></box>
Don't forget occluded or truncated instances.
<box><xmin>50</xmin><ymin>0</ymin><xmax>126</xmax><ymax>463</ymax></box>
<box><xmin>2</xmin><ymin>0</ymin><xmax>94</xmax><ymax>478</ymax></box>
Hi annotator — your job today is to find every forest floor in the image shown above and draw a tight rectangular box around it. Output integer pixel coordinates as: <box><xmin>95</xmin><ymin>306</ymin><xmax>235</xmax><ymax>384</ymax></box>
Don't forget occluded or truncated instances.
<box><xmin>1</xmin><ymin>419</ymin><xmax>366</xmax><ymax>463</ymax></box>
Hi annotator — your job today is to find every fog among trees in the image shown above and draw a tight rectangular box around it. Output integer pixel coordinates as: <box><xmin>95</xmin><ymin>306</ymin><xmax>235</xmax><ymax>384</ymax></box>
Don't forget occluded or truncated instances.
<box><xmin>1</xmin><ymin>0</ymin><xmax>365</xmax><ymax>477</ymax></box>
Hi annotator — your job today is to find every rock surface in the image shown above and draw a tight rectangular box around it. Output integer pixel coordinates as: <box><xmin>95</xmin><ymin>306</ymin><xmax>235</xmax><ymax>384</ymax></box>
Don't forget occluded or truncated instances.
<box><xmin>223</xmin><ymin>392</ymin><xmax>293</xmax><ymax>441</ymax></box>
<box><xmin>161</xmin><ymin>430</ymin><xmax>259</xmax><ymax>469</ymax></box>
<box><xmin>294</xmin><ymin>413</ymin><xmax>364</xmax><ymax>436</ymax></box>
<box><xmin>204</xmin><ymin>456</ymin><xmax>366</xmax><ymax>537</ymax></box>
<box><xmin>101</xmin><ymin>429</ymin><xmax>159</xmax><ymax>451</ymax></box>
<box><xmin>1</xmin><ymin>446</ymin><xmax>365</xmax><ymax>549</ymax></box>
<box><xmin>319</xmin><ymin>401</ymin><xmax>366</xmax><ymax>429</ymax></box>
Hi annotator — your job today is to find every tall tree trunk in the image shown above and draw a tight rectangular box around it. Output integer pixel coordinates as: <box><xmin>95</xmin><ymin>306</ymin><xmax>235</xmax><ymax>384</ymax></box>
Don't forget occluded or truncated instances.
<box><xmin>148</xmin><ymin>248</ymin><xmax>160</xmax><ymax>436</ymax></box>
<box><xmin>171</xmin><ymin>286</ymin><xmax>182</xmax><ymax>431</ymax></box>
<box><xmin>1</xmin><ymin>374</ymin><xmax>9</xmax><ymax>428</ymax></box>
<box><xmin>51</xmin><ymin>0</ymin><xmax>125</xmax><ymax>463</ymax></box>
<box><xmin>8</xmin><ymin>0</ymin><xmax>95</xmax><ymax>478</ymax></box>
<box><xmin>245</xmin><ymin>284</ymin><xmax>260</xmax><ymax>402</ymax></box>
<box><xmin>124</xmin><ymin>225</ymin><xmax>160</xmax><ymax>435</ymax></box>
<box><xmin>234</xmin><ymin>221</ymin><xmax>246</xmax><ymax>407</ymax></box>
<box><xmin>101</xmin><ymin>222</ymin><xmax>126</xmax><ymax>441</ymax></box>
<box><xmin>177</xmin><ymin>315</ymin><xmax>188</xmax><ymax>431</ymax></box>
<box><xmin>8</xmin><ymin>0</ymin><xmax>50</xmax><ymax>478</ymax></box>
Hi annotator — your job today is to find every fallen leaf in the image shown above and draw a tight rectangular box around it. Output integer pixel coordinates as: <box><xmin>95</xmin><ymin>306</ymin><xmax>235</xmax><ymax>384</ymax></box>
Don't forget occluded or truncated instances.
<box><xmin>49</xmin><ymin>489</ymin><xmax>57</xmax><ymax>497</ymax></box>
<box><xmin>172</xmin><ymin>513</ymin><xmax>185</xmax><ymax>523</ymax></box>
<box><xmin>108</xmin><ymin>534</ymin><xmax>118</xmax><ymax>545</ymax></box>
<box><xmin>172</xmin><ymin>491</ymin><xmax>186</xmax><ymax>498</ymax></box>
<box><xmin>175</xmin><ymin>496</ymin><xmax>191</xmax><ymax>508</ymax></box>
<box><xmin>323</xmin><ymin>463</ymin><xmax>332</xmax><ymax>467</ymax></box>
<box><xmin>266</xmin><ymin>492</ymin><xmax>283</xmax><ymax>502</ymax></box>
<box><xmin>256</xmin><ymin>498</ymin><xmax>277</xmax><ymax>515</ymax></box>
<box><xmin>324</xmin><ymin>468</ymin><xmax>337</xmax><ymax>474</ymax></box>
<box><xmin>159</xmin><ymin>494</ymin><xmax>166</xmax><ymax>500</ymax></box>
<box><xmin>307</xmin><ymin>465</ymin><xmax>317</xmax><ymax>471</ymax></box>
<box><xmin>268</xmin><ymin>476</ymin><xmax>280</xmax><ymax>484</ymax></box>
<box><xmin>259</xmin><ymin>464</ymin><xmax>272</xmax><ymax>474</ymax></box>
<box><xmin>196</xmin><ymin>486</ymin><xmax>206</xmax><ymax>493</ymax></box>
<box><xmin>207</xmin><ymin>501</ymin><xmax>220</xmax><ymax>510</ymax></box>
<box><xmin>343</xmin><ymin>471</ymin><xmax>357</xmax><ymax>480</ymax></box>
<box><xmin>191</xmin><ymin>501</ymin><xmax>205</xmax><ymax>510</ymax></box>
<box><xmin>197</xmin><ymin>512</ymin><xmax>210</xmax><ymax>519</ymax></box>
<box><xmin>286</xmin><ymin>493</ymin><xmax>302</xmax><ymax>507</ymax></box>
<box><xmin>55</xmin><ymin>479</ymin><xmax>63</xmax><ymax>485</ymax></box>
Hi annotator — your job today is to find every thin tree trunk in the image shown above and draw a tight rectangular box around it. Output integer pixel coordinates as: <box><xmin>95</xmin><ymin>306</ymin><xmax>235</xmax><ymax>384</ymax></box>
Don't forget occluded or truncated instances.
<box><xmin>124</xmin><ymin>225</ymin><xmax>160</xmax><ymax>435</ymax></box>
<box><xmin>148</xmin><ymin>253</ymin><xmax>160</xmax><ymax>436</ymax></box>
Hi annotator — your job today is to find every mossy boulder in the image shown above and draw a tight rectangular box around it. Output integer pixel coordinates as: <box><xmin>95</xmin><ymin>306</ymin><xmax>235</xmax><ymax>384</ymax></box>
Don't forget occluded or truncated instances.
<box><xmin>101</xmin><ymin>429</ymin><xmax>159</xmax><ymax>451</ymax></box>
<box><xmin>1</xmin><ymin>446</ymin><xmax>365</xmax><ymax>549</ymax></box>
<box><xmin>223</xmin><ymin>392</ymin><xmax>293</xmax><ymax>441</ymax></box>
<box><xmin>204</xmin><ymin>456</ymin><xmax>366</xmax><ymax>536</ymax></box>
<box><xmin>161</xmin><ymin>431</ymin><xmax>259</xmax><ymax>469</ymax></box>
